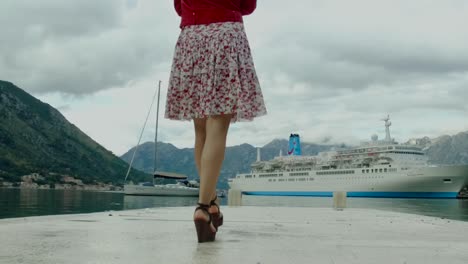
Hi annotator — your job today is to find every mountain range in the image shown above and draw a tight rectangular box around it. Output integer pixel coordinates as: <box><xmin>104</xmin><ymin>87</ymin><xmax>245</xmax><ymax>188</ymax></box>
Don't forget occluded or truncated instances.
<box><xmin>120</xmin><ymin>140</ymin><xmax>339</xmax><ymax>189</ymax></box>
<box><xmin>409</xmin><ymin>134</ymin><xmax>468</xmax><ymax>165</ymax></box>
<box><xmin>121</xmin><ymin>132</ymin><xmax>468</xmax><ymax>190</ymax></box>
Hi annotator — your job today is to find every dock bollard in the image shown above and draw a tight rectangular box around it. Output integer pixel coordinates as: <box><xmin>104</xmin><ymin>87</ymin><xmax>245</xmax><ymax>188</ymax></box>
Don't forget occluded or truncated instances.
<box><xmin>228</xmin><ymin>189</ymin><xmax>242</xmax><ymax>206</ymax></box>
<box><xmin>333</xmin><ymin>191</ymin><xmax>347</xmax><ymax>210</ymax></box>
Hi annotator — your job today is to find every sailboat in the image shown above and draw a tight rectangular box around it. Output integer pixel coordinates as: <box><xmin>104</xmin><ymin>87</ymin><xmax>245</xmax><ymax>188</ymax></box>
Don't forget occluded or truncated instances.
<box><xmin>124</xmin><ymin>171</ymin><xmax>199</xmax><ymax>196</ymax></box>
<box><xmin>123</xmin><ymin>81</ymin><xmax>199</xmax><ymax>196</ymax></box>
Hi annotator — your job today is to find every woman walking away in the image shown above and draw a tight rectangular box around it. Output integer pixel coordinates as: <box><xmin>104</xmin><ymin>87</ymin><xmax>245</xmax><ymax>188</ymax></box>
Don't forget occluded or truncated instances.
<box><xmin>166</xmin><ymin>0</ymin><xmax>267</xmax><ymax>243</ymax></box>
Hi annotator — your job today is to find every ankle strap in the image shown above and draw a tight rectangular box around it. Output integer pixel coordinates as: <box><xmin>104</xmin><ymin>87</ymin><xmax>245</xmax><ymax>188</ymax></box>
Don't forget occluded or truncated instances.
<box><xmin>195</xmin><ymin>203</ymin><xmax>212</xmax><ymax>223</ymax></box>
<box><xmin>197</xmin><ymin>203</ymin><xmax>210</xmax><ymax>208</ymax></box>
<box><xmin>210</xmin><ymin>197</ymin><xmax>220</xmax><ymax>210</ymax></box>
<box><xmin>210</xmin><ymin>196</ymin><xmax>218</xmax><ymax>205</ymax></box>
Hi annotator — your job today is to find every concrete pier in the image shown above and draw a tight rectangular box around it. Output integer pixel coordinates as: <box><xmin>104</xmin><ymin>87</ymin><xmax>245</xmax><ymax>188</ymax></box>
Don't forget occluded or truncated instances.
<box><xmin>1</xmin><ymin>206</ymin><xmax>467</xmax><ymax>264</ymax></box>
<box><xmin>228</xmin><ymin>189</ymin><xmax>242</xmax><ymax>206</ymax></box>
<box><xmin>333</xmin><ymin>191</ymin><xmax>347</xmax><ymax>210</ymax></box>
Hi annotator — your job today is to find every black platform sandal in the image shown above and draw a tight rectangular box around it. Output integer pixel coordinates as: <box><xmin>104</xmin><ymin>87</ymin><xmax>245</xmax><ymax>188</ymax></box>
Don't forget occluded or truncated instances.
<box><xmin>210</xmin><ymin>197</ymin><xmax>223</xmax><ymax>230</ymax></box>
<box><xmin>194</xmin><ymin>203</ymin><xmax>216</xmax><ymax>243</ymax></box>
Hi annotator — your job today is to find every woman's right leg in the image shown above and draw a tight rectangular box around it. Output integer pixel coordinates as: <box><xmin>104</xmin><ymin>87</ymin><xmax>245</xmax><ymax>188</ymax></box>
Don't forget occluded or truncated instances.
<box><xmin>193</xmin><ymin>115</ymin><xmax>231</xmax><ymax>228</ymax></box>
<box><xmin>198</xmin><ymin>114</ymin><xmax>232</xmax><ymax>204</ymax></box>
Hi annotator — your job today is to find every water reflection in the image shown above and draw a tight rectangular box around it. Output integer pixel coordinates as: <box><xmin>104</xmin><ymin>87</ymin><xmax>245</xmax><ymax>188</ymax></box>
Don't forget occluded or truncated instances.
<box><xmin>0</xmin><ymin>189</ymin><xmax>125</xmax><ymax>219</ymax></box>
<box><xmin>243</xmin><ymin>195</ymin><xmax>468</xmax><ymax>221</ymax></box>
<box><xmin>1</xmin><ymin>188</ymin><xmax>467</xmax><ymax>222</ymax></box>
<box><xmin>123</xmin><ymin>195</ymin><xmax>198</xmax><ymax>209</ymax></box>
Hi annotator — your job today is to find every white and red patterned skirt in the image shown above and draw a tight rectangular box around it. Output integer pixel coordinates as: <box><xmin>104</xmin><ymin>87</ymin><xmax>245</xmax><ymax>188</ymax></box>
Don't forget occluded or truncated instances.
<box><xmin>165</xmin><ymin>22</ymin><xmax>267</xmax><ymax>122</ymax></box>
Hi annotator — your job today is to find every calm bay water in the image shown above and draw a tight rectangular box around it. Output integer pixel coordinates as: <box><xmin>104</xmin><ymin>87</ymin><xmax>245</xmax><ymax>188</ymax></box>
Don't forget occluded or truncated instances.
<box><xmin>1</xmin><ymin>188</ymin><xmax>468</xmax><ymax>221</ymax></box>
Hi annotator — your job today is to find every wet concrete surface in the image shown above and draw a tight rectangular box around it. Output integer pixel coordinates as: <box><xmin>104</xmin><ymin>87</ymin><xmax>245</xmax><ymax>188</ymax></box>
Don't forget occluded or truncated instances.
<box><xmin>1</xmin><ymin>206</ymin><xmax>467</xmax><ymax>264</ymax></box>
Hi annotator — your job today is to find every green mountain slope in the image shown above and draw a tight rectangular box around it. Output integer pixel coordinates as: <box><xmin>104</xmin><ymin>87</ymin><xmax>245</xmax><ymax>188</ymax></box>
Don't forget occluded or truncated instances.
<box><xmin>0</xmin><ymin>80</ymin><xmax>149</xmax><ymax>185</ymax></box>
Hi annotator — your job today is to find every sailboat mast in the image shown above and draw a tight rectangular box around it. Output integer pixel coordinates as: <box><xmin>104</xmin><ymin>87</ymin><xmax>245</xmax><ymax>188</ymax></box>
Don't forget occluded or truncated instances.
<box><xmin>124</xmin><ymin>81</ymin><xmax>160</xmax><ymax>183</ymax></box>
<box><xmin>154</xmin><ymin>81</ymin><xmax>161</xmax><ymax>174</ymax></box>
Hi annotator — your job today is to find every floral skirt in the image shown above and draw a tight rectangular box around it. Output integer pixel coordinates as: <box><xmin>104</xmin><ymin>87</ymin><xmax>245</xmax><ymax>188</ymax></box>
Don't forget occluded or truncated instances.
<box><xmin>165</xmin><ymin>22</ymin><xmax>267</xmax><ymax>122</ymax></box>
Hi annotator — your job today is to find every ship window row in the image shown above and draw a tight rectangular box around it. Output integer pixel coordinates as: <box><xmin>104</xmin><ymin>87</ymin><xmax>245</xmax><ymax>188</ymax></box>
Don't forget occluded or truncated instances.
<box><xmin>320</xmin><ymin>176</ymin><xmax>385</xmax><ymax>180</ymax></box>
<box><xmin>290</xmin><ymin>172</ymin><xmax>309</xmax><ymax>177</ymax></box>
<box><xmin>242</xmin><ymin>173</ymin><xmax>285</xmax><ymax>179</ymax></box>
<box><xmin>316</xmin><ymin>170</ymin><xmax>355</xmax><ymax>175</ymax></box>
<box><xmin>362</xmin><ymin>168</ymin><xmax>388</xmax><ymax>173</ymax></box>
<box><xmin>389</xmin><ymin>151</ymin><xmax>423</xmax><ymax>155</ymax></box>
<box><xmin>259</xmin><ymin>174</ymin><xmax>279</xmax><ymax>178</ymax></box>
<box><xmin>362</xmin><ymin>168</ymin><xmax>397</xmax><ymax>173</ymax></box>
<box><xmin>339</xmin><ymin>146</ymin><xmax>394</xmax><ymax>155</ymax></box>
<box><xmin>275</xmin><ymin>177</ymin><xmax>315</xmax><ymax>182</ymax></box>
<box><xmin>395</xmin><ymin>146</ymin><xmax>420</xmax><ymax>151</ymax></box>
<box><xmin>287</xmin><ymin>168</ymin><xmax>312</xmax><ymax>172</ymax></box>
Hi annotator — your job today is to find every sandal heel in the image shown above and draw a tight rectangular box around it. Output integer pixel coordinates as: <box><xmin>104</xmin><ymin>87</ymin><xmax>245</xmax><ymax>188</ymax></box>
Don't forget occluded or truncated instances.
<box><xmin>210</xmin><ymin>197</ymin><xmax>224</xmax><ymax>230</ymax></box>
<box><xmin>212</xmin><ymin>212</ymin><xmax>223</xmax><ymax>230</ymax></box>
<box><xmin>217</xmin><ymin>215</ymin><xmax>223</xmax><ymax>227</ymax></box>
<box><xmin>194</xmin><ymin>219</ymin><xmax>216</xmax><ymax>243</ymax></box>
<box><xmin>194</xmin><ymin>203</ymin><xmax>216</xmax><ymax>243</ymax></box>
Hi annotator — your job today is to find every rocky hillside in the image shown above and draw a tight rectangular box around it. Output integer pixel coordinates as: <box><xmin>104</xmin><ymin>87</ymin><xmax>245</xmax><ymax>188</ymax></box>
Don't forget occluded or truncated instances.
<box><xmin>408</xmin><ymin>132</ymin><xmax>468</xmax><ymax>165</ymax></box>
<box><xmin>0</xmin><ymin>80</ymin><xmax>149</xmax><ymax>187</ymax></box>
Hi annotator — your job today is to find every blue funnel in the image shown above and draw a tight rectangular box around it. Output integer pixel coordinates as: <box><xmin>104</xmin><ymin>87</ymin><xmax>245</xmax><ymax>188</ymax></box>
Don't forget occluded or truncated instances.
<box><xmin>288</xmin><ymin>134</ymin><xmax>301</xmax><ymax>156</ymax></box>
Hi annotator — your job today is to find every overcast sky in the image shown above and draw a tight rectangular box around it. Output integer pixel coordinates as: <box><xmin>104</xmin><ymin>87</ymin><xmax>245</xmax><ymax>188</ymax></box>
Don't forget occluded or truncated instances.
<box><xmin>1</xmin><ymin>0</ymin><xmax>468</xmax><ymax>155</ymax></box>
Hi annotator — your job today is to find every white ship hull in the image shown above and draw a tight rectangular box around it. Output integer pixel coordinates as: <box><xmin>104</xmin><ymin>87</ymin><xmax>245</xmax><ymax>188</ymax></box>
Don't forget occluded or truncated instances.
<box><xmin>124</xmin><ymin>184</ymin><xmax>199</xmax><ymax>197</ymax></box>
<box><xmin>229</xmin><ymin>165</ymin><xmax>468</xmax><ymax>198</ymax></box>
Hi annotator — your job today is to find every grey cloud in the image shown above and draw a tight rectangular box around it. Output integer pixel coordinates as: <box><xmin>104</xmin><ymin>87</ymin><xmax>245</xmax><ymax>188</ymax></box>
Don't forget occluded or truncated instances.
<box><xmin>341</xmin><ymin>79</ymin><xmax>468</xmax><ymax>114</ymax></box>
<box><xmin>250</xmin><ymin>0</ymin><xmax>468</xmax><ymax>94</ymax></box>
<box><xmin>0</xmin><ymin>0</ymin><xmax>177</xmax><ymax>94</ymax></box>
<box><xmin>257</xmin><ymin>33</ymin><xmax>468</xmax><ymax>93</ymax></box>
<box><xmin>56</xmin><ymin>104</ymin><xmax>71</xmax><ymax>112</ymax></box>
<box><xmin>0</xmin><ymin>1</ymin><xmax>123</xmax><ymax>48</ymax></box>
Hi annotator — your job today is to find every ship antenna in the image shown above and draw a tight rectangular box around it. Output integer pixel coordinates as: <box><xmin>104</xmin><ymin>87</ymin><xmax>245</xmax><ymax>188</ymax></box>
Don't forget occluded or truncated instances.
<box><xmin>382</xmin><ymin>114</ymin><xmax>392</xmax><ymax>142</ymax></box>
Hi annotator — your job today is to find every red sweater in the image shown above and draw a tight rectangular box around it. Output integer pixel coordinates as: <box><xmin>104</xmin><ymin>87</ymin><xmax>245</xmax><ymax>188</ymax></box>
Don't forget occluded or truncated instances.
<box><xmin>174</xmin><ymin>0</ymin><xmax>257</xmax><ymax>28</ymax></box>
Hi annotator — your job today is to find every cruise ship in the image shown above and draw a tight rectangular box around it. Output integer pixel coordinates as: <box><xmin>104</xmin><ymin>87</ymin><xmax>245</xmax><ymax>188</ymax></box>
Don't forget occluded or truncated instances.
<box><xmin>228</xmin><ymin>117</ymin><xmax>468</xmax><ymax>198</ymax></box>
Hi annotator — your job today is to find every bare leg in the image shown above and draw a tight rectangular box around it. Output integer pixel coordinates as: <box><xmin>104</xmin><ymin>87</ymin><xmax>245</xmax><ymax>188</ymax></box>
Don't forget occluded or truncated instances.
<box><xmin>194</xmin><ymin>115</ymin><xmax>232</xmax><ymax>227</ymax></box>
<box><xmin>198</xmin><ymin>114</ymin><xmax>232</xmax><ymax>204</ymax></box>
<box><xmin>193</xmin><ymin>118</ymin><xmax>207</xmax><ymax>178</ymax></box>
<box><xmin>194</xmin><ymin>118</ymin><xmax>222</xmax><ymax>215</ymax></box>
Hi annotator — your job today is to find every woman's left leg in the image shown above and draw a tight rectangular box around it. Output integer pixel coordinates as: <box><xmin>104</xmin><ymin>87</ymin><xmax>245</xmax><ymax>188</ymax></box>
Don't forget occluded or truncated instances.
<box><xmin>197</xmin><ymin>114</ymin><xmax>232</xmax><ymax>204</ymax></box>
<box><xmin>193</xmin><ymin>118</ymin><xmax>207</xmax><ymax>178</ymax></box>
<box><xmin>193</xmin><ymin>117</ymin><xmax>224</xmax><ymax>222</ymax></box>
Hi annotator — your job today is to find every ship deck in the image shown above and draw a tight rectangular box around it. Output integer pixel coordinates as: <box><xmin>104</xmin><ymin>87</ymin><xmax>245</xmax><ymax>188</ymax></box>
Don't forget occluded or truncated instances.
<box><xmin>1</xmin><ymin>206</ymin><xmax>467</xmax><ymax>264</ymax></box>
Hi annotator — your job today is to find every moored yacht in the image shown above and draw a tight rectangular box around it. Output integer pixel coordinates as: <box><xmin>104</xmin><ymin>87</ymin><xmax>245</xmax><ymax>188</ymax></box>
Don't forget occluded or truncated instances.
<box><xmin>124</xmin><ymin>171</ymin><xmax>199</xmax><ymax>196</ymax></box>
